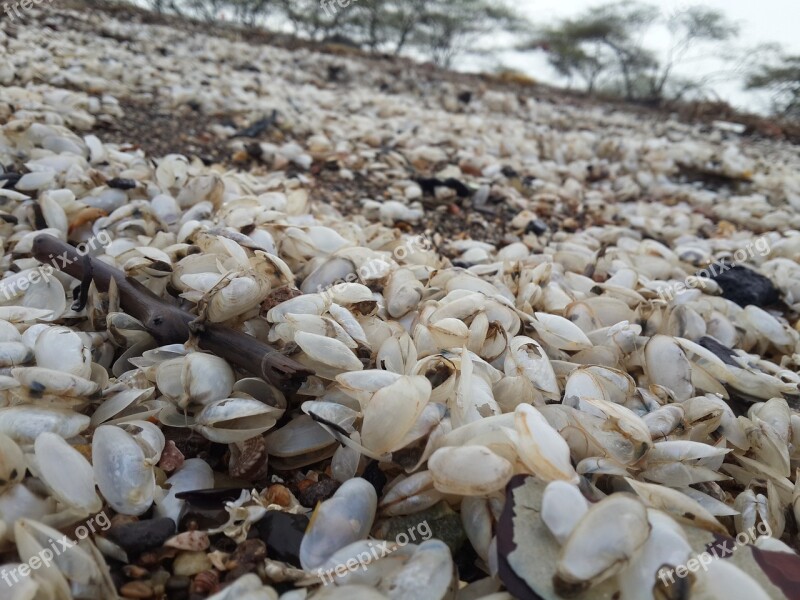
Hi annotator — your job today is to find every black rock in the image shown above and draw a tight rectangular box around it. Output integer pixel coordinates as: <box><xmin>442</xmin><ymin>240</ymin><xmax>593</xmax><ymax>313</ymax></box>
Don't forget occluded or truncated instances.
<box><xmin>524</xmin><ymin>218</ymin><xmax>548</xmax><ymax>236</ymax></box>
<box><xmin>238</xmin><ymin>62</ymin><xmax>261</xmax><ymax>73</ymax></box>
<box><xmin>443</xmin><ymin>177</ymin><xmax>471</xmax><ymax>198</ymax></box>
<box><xmin>244</xmin><ymin>142</ymin><xmax>263</xmax><ymax>159</ymax></box>
<box><xmin>698</xmin><ymin>336</ymin><xmax>740</xmax><ymax>367</ymax></box>
<box><xmin>501</xmin><ymin>166</ymin><xmax>519</xmax><ymax>178</ymax></box>
<box><xmin>453</xmin><ymin>541</ymin><xmax>483</xmax><ymax>584</ymax></box>
<box><xmin>174</xmin><ymin>487</ymin><xmax>245</xmax><ymax>510</ymax></box>
<box><xmin>231</xmin><ymin>110</ymin><xmax>278</xmax><ymax>139</ymax></box>
<box><xmin>0</xmin><ymin>171</ymin><xmax>21</xmax><ymax>189</ymax></box>
<box><xmin>106</xmin><ymin>177</ymin><xmax>137</xmax><ymax>190</ymax></box>
<box><xmin>702</xmin><ymin>264</ymin><xmax>780</xmax><ymax>308</ymax></box>
<box><xmin>415</xmin><ymin>177</ymin><xmax>471</xmax><ymax>198</ymax></box>
<box><xmin>255</xmin><ymin>511</ymin><xmax>309</xmax><ymax>567</ymax></box>
<box><xmin>457</xmin><ymin>90</ymin><xmax>472</xmax><ymax>104</ymax></box>
<box><xmin>361</xmin><ymin>460</ymin><xmax>388</xmax><ymax>497</ymax></box>
<box><xmin>327</xmin><ymin>64</ymin><xmax>346</xmax><ymax>82</ymax></box>
<box><xmin>105</xmin><ymin>517</ymin><xmax>175</xmax><ymax>558</ymax></box>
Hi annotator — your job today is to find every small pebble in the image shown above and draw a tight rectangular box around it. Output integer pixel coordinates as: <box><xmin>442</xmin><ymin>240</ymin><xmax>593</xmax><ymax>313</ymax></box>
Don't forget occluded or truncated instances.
<box><xmin>120</xmin><ymin>581</ymin><xmax>154</xmax><ymax>599</ymax></box>
<box><xmin>173</xmin><ymin>551</ymin><xmax>213</xmax><ymax>577</ymax></box>
<box><xmin>106</xmin><ymin>518</ymin><xmax>176</xmax><ymax>558</ymax></box>
<box><xmin>255</xmin><ymin>511</ymin><xmax>309</xmax><ymax>567</ymax></box>
<box><xmin>296</xmin><ymin>477</ymin><xmax>340</xmax><ymax>507</ymax></box>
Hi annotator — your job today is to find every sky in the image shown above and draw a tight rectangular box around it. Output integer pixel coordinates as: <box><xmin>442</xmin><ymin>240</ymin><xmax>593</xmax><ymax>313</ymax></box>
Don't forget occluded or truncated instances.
<box><xmin>459</xmin><ymin>0</ymin><xmax>800</xmax><ymax>114</ymax></box>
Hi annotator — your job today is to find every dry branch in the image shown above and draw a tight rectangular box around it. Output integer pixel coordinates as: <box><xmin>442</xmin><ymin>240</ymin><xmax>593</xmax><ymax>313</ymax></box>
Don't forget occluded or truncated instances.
<box><xmin>32</xmin><ymin>234</ymin><xmax>314</xmax><ymax>394</ymax></box>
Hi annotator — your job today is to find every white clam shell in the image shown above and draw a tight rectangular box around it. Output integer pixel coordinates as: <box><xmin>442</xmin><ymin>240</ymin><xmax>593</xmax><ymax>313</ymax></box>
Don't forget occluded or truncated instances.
<box><xmin>11</xmin><ymin>366</ymin><xmax>99</xmax><ymax>398</ymax></box>
<box><xmin>92</xmin><ymin>425</ymin><xmax>155</xmax><ymax>516</ymax></box>
<box><xmin>34</xmin><ymin>432</ymin><xmax>102</xmax><ymax>514</ymax></box>
<box><xmin>265</xmin><ymin>414</ymin><xmax>336</xmax><ymax>459</ymax></box>
<box><xmin>180</xmin><ymin>352</ymin><xmax>235</xmax><ymax>407</ymax></box>
<box><xmin>378</xmin><ymin>539</ymin><xmax>455</xmax><ymax>599</ymax></box>
<box><xmin>160</xmin><ymin>396</ymin><xmax>281</xmax><ymax>443</ymax></box>
<box><xmin>154</xmin><ymin>458</ymin><xmax>214</xmax><ymax>525</ymax></box>
<box><xmin>295</xmin><ymin>331</ymin><xmax>364</xmax><ymax>375</ymax></box>
<box><xmin>532</xmin><ymin>312</ymin><xmax>593</xmax><ymax>351</ymax></box>
<box><xmin>0</xmin><ymin>406</ymin><xmax>90</xmax><ymax>444</ymax></box>
<box><xmin>0</xmin><ymin>306</ymin><xmax>54</xmax><ymax>323</ymax></box>
<box><xmin>0</xmin><ymin>341</ymin><xmax>32</xmax><ymax>367</ymax></box>
<box><xmin>554</xmin><ymin>493</ymin><xmax>650</xmax><ymax>593</ymax></box>
<box><xmin>644</xmin><ymin>335</ymin><xmax>694</xmax><ymax>401</ymax></box>
<box><xmin>15</xmin><ymin>518</ymin><xmax>102</xmax><ymax>587</ymax></box>
<box><xmin>34</xmin><ymin>326</ymin><xmax>92</xmax><ymax>378</ymax></box>
<box><xmin>617</xmin><ymin>509</ymin><xmax>692</xmax><ymax>599</ymax></box>
<box><xmin>428</xmin><ymin>445</ymin><xmax>513</xmax><ymax>496</ymax></box>
<box><xmin>336</xmin><ymin>370</ymin><xmax>403</xmax><ymax>405</ymax></box>
<box><xmin>90</xmin><ymin>387</ymin><xmax>154</xmax><ymax>426</ymax></box>
<box><xmin>299</xmin><ymin>477</ymin><xmax>377</xmax><ymax>570</ymax></box>
<box><xmin>514</xmin><ymin>404</ymin><xmax>579</xmax><ymax>483</ymax></box>
<box><xmin>0</xmin><ymin>432</ymin><xmax>26</xmax><ymax>490</ymax></box>
<box><xmin>541</xmin><ymin>480</ymin><xmax>590</xmax><ymax>545</ymax></box>
<box><xmin>361</xmin><ymin>375</ymin><xmax>431</xmax><ymax>455</ymax></box>
<box><xmin>118</xmin><ymin>420</ymin><xmax>166</xmax><ymax>464</ymax></box>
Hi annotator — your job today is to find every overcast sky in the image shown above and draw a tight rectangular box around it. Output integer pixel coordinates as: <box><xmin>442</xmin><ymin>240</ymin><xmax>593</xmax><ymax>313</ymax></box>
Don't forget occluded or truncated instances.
<box><xmin>460</xmin><ymin>0</ymin><xmax>800</xmax><ymax>114</ymax></box>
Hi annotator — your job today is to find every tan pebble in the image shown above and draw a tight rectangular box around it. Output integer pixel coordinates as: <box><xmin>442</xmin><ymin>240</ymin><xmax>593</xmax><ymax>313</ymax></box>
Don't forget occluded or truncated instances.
<box><xmin>158</xmin><ymin>440</ymin><xmax>184</xmax><ymax>473</ymax></box>
<box><xmin>123</xmin><ymin>565</ymin><xmax>150</xmax><ymax>579</ymax></box>
<box><xmin>73</xmin><ymin>443</ymin><xmax>93</xmax><ymax>463</ymax></box>
<box><xmin>173</xmin><ymin>551</ymin><xmax>213</xmax><ymax>577</ymax></box>
<box><xmin>207</xmin><ymin>550</ymin><xmax>230</xmax><ymax>571</ymax></box>
<box><xmin>164</xmin><ymin>530</ymin><xmax>210</xmax><ymax>552</ymax></box>
<box><xmin>154</xmin><ymin>467</ymin><xmax>168</xmax><ymax>487</ymax></box>
<box><xmin>264</xmin><ymin>483</ymin><xmax>292</xmax><ymax>507</ymax></box>
<box><xmin>120</xmin><ymin>581</ymin><xmax>154</xmax><ymax>599</ymax></box>
<box><xmin>111</xmin><ymin>515</ymin><xmax>138</xmax><ymax>528</ymax></box>
<box><xmin>190</xmin><ymin>570</ymin><xmax>219</xmax><ymax>595</ymax></box>
<box><xmin>68</xmin><ymin>207</ymin><xmax>107</xmax><ymax>234</ymax></box>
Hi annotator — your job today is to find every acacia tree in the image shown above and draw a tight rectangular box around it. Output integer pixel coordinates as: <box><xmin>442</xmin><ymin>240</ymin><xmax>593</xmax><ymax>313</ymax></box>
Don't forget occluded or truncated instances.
<box><xmin>338</xmin><ymin>0</ymin><xmax>429</xmax><ymax>54</ymax></box>
<box><xmin>276</xmin><ymin>0</ymin><xmax>344</xmax><ymax>39</ymax></box>
<box><xmin>407</xmin><ymin>0</ymin><xmax>523</xmax><ymax>67</ymax></box>
<box><xmin>143</xmin><ymin>0</ymin><xmax>525</xmax><ymax>66</ymax></box>
<box><xmin>644</xmin><ymin>7</ymin><xmax>739</xmax><ymax>100</ymax></box>
<box><xmin>747</xmin><ymin>52</ymin><xmax>800</xmax><ymax>120</ymax></box>
<box><xmin>526</xmin><ymin>1</ymin><xmax>739</xmax><ymax>103</ymax></box>
<box><xmin>277</xmin><ymin>0</ymin><xmax>525</xmax><ymax>66</ymax></box>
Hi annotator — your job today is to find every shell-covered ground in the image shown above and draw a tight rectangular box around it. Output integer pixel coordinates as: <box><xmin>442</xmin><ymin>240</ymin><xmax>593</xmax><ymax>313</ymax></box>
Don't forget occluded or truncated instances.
<box><xmin>3</xmin><ymin>4</ymin><xmax>800</xmax><ymax>600</ymax></box>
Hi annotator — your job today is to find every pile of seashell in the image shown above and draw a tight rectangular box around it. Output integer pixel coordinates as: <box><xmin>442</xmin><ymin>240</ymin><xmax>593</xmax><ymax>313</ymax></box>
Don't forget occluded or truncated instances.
<box><xmin>2</xmin><ymin>4</ymin><xmax>800</xmax><ymax>600</ymax></box>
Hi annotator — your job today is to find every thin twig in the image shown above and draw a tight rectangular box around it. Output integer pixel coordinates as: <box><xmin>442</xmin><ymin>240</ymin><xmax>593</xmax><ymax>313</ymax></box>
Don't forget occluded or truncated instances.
<box><xmin>32</xmin><ymin>234</ymin><xmax>314</xmax><ymax>394</ymax></box>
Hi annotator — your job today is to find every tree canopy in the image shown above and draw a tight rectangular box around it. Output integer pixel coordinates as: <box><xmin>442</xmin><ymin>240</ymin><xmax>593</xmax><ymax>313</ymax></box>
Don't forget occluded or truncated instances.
<box><xmin>747</xmin><ymin>52</ymin><xmax>800</xmax><ymax>120</ymax></box>
<box><xmin>150</xmin><ymin>0</ymin><xmax>526</xmax><ymax>67</ymax></box>
<box><xmin>525</xmin><ymin>1</ymin><xmax>739</xmax><ymax>104</ymax></box>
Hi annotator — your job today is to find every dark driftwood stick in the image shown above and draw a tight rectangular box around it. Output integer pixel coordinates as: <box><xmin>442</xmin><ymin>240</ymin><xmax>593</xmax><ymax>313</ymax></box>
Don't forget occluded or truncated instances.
<box><xmin>32</xmin><ymin>235</ymin><xmax>314</xmax><ymax>394</ymax></box>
